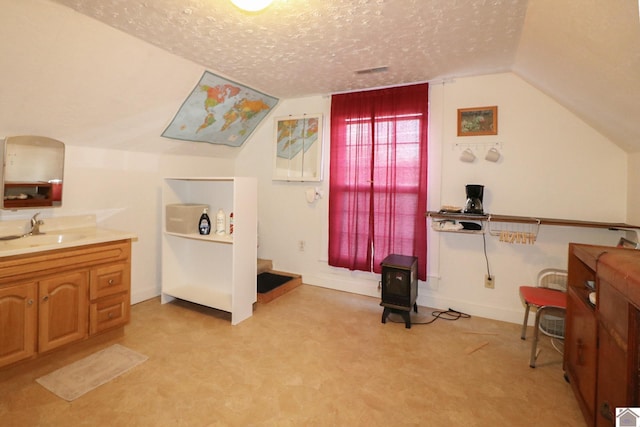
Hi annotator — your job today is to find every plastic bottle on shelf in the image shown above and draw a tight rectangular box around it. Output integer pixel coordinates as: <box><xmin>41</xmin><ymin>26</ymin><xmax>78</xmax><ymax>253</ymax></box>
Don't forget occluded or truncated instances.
<box><xmin>229</xmin><ymin>212</ymin><xmax>234</xmax><ymax>235</ymax></box>
<box><xmin>216</xmin><ymin>208</ymin><xmax>226</xmax><ymax>235</ymax></box>
<box><xmin>198</xmin><ymin>208</ymin><xmax>211</xmax><ymax>235</ymax></box>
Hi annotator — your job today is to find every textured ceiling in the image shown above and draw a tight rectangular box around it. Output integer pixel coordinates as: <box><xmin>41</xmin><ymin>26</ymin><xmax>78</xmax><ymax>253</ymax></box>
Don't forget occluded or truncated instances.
<box><xmin>49</xmin><ymin>0</ymin><xmax>640</xmax><ymax>152</ymax></box>
<box><xmin>50</xmin><ymin>0</ymin><xmax>527</xmax><ymax>97</ymax></box>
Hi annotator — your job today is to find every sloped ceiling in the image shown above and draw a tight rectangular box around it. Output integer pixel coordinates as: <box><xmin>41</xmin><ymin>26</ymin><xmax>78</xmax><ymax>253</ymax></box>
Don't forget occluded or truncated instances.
<box><xmin>51</xmin><ymin>0</ymin><xmax>640</xmax><ymax>152</ymax></box>
<box><xmin>514</xmin><ymin>0</ymin><xmax>640</xmax><ymax>153</ymax></box>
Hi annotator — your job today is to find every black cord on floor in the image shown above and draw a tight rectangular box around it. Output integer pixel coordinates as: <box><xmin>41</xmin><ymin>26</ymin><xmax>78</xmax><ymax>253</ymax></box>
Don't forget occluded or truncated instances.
<box><xmin>386</xmin><ymin>307</ymin><xmax>471</xmax><ymax>326</ymax></box>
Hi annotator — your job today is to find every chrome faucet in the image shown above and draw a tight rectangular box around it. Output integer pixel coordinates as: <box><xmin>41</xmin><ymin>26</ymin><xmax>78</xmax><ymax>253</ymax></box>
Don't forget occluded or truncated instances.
<box><xmin>29</xmin><ymin>212</ymin><xmax>45</xmax><ymax>235</ymax></box>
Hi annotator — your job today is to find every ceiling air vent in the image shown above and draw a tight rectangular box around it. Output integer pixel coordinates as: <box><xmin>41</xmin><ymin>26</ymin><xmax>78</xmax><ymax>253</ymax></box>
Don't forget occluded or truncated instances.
<box><xmin>355</xmin><ymin>66</ymin><xmax>389</xmax><ymax>75</ymax></box>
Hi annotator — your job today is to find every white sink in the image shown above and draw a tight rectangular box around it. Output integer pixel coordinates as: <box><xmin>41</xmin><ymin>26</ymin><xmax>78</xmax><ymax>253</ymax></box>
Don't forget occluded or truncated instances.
<box><xmin>1</xmin><ymin>233</ymin><xmax>87</xmax><ymax>249</ymax></box>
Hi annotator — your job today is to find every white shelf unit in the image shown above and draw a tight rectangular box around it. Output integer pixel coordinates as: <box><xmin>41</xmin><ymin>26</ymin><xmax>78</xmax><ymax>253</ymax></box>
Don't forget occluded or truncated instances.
<box><xmin>161</xmin><ymin>177</ymin><xmax>257</xmax><ymax>325</ymax></box>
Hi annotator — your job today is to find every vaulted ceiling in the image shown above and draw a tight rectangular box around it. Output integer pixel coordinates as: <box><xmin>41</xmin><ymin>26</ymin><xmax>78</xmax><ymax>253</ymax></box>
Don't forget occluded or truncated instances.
<box><xmin>50</xmin><ymin>0</ymin><xmax>640</xmax><ymax>152</ymax></box>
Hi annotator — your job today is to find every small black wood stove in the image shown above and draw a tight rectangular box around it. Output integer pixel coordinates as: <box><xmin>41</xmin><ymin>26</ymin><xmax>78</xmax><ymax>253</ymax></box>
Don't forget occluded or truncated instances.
<box><xmin>380</xmin><ymin>254</ymin><xmax>418</xmax><ymax>328</ymax></box>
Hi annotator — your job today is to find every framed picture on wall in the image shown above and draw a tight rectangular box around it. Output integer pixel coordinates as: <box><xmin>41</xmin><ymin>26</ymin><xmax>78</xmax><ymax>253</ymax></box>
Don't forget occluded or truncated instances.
<box><xmin>457</xmin><ymin>106</ymin><xmax>498</xmax><ymax>136</ymax></box>
<box><xmin>273</xmin><ymin>114</ymin><xmax>323</xmax><ymax>182</ymax></box>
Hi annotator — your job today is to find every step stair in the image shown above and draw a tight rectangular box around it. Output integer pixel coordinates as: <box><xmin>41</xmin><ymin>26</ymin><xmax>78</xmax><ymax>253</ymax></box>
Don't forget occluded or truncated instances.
<box><xmin>256</xmin><ymin>259</ymin><xmax>302</xmax><ymax>303</ymax></box>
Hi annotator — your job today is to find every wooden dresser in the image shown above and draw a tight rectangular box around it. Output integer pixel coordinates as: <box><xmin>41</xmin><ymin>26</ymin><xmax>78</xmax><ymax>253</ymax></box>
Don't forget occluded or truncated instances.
<box><xmin>565</xmin><ymin>243</ymin><xmax>640</xmax><ymax>426</ymax></box>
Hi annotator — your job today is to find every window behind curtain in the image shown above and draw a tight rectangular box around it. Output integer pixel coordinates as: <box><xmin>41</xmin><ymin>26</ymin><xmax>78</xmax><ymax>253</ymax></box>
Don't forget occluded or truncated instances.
<box><xmin>328</xmin><ymin>83</ymin><xmax>428</xmax><ymax>280</ymax></box>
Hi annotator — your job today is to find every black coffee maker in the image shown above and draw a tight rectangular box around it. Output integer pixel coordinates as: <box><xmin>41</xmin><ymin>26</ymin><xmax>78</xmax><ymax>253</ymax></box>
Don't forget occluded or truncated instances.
<box><xmin>464</xmin><ymin>184</ymin><xmax>484</xmax><ymax>214</ymax></box>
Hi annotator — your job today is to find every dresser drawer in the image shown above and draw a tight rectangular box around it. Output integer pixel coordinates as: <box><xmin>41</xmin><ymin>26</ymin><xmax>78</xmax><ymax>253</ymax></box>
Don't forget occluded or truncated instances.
<box><xmin>89</xmin><ymin>293</ymin><xmax>130</xmax><ymax>335</ymax></box>
<box><xmin>90</xmin><ymin>263</ymin><xmax>129</xmax><ymax>300</ymax></box>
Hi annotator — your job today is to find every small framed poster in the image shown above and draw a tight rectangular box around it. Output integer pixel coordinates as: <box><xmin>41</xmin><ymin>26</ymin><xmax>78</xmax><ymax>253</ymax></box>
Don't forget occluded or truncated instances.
<box><xmin>457</xmin><ymin>106</ymin><xmax>498</xmax><ymax>136</ymax></box>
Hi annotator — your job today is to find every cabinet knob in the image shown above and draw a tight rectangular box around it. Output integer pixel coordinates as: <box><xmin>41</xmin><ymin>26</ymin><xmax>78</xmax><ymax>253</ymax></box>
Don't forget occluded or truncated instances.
<box><xmin>42</xmin><ymin>295</ymin><xmax>49</xmax><ymax>302</ymax></box>
<box><xmin>108</xmin><ymin>279</ymin><xmax>115</xmax><ymax>285</ymax></box>
<box><xmin>108</xmin><ymin>312</ymin><xmax>114</xmax><ymax>319</ymax></box>
<box><xmin>27</xmin><ymin>299</ymin><xmax>34</xmax><ymax>305</ymax></box>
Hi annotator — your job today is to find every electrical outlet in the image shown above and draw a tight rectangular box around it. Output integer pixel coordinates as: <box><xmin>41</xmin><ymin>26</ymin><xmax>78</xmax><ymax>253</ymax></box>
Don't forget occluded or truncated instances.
<box><xmin>298</xmin><ymin>240</ymin><xmax>305</xmax><ymax>252</ymax></box>
<box><xmin>485</xmin><ymin>274</ymin><xmax>495</xmax><ymax>289</ymax></box>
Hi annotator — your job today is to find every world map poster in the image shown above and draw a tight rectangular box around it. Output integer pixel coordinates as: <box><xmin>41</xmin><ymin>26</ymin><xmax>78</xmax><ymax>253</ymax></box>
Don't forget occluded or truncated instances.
<box><xmin>162</xmin><ymin>71</ymin><xmax>278</xmax><ymax>146</ymax></box>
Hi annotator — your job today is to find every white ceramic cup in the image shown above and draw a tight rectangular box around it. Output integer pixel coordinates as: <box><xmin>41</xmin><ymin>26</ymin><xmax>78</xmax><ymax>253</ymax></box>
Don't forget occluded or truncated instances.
<box><xmin>460</xmin><ymin>148</ymin><xmax>476</xmax><ymax>163</ymax></box>
<box><xmin>485</xmin><ymin>147</ymin><xmax>501</xmax><ymax>162</ymax></box>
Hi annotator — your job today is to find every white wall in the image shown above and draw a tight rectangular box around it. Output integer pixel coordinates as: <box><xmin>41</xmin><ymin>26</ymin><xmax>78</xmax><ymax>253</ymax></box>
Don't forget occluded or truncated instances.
<box><xmin>425</xmin><ymin>74</ymin><xmax>628</xmax><ymax>322</ymax></box>
<box><xmin>434</xmin><ymin>74</ymin><xmax>627</xmax><ymax>221</ymax></box>
<box><xmin>236</xmin><ymin>96</ymin><xmax>332</xmax><ymax>279</ymax></box>
<box><xmin>628</xmin><ymin>153</ymin><xmax>640</xmax><ymax>226</ymax></box>
<box><xmin>239</xmin><ymin>74</ymin><xmax>630</xmax><ymax>324</ymax></box>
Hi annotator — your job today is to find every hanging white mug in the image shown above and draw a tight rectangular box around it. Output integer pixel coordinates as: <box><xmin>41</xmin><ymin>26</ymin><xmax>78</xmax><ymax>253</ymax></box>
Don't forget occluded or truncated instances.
<box><xmin>460</xmin><ymin>148</ymin><xmax>476</xmax><ymax>163</ymax></box>
<box><xmin>485</xmin><ymin>147</ymin><xmax>501</xmax><ymax>162</ymax></box>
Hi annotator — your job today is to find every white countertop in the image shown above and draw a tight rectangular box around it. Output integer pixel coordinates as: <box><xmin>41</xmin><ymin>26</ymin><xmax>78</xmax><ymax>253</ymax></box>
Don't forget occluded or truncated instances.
<box><xmin>0</xmin><ymin>214</ymin><xmax>137</xmax><ymax>257</ymax></box>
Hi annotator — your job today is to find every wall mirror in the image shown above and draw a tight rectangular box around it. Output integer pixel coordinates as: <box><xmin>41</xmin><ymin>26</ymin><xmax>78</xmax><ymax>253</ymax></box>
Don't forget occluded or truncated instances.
<box><xmin>273</xmin><ymin>114</ymin><xmax>323</xmax><ymax>182</ymax></box>
<box><xmin>0</xmin><ymin>136</ymin><xmax>65</xmax><ymax>209</ymax></box>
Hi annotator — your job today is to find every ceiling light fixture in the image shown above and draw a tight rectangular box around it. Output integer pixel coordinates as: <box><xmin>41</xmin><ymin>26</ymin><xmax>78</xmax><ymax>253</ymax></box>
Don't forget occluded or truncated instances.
<box><xmin>230</xmin><ymin>0</ymin><xmax>274</xmax><ymax>12</ymax></box>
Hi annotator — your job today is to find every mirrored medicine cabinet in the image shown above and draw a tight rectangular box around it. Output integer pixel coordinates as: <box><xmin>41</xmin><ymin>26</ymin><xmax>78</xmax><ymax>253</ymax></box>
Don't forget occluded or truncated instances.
<box><xmin>0</xmin><ymin>135</ymin><xmax>65</xmax><ymax>209</ymax></box>
<box><xmin>272</xmin><ymin>114</ymin><xmax>324</xmax><ymax>182</ymax></box>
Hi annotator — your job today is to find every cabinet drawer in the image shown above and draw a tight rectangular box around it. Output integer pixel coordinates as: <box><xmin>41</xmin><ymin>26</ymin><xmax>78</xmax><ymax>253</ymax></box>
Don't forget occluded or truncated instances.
<box><xmin>90</xmin><ymin>293</ymin><xmax>130</xmax><ymax>335</ymax></box>
<box><xmin>90</xmin><ymin>263</ymin><xmax>129</xmax><ymax>300</ymax></box>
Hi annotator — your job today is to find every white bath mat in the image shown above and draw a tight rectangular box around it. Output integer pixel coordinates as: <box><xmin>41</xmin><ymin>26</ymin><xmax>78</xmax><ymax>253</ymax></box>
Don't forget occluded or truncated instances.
<box><xmin>36</xmin><ymin>344</ymin><xmax>147</xmax><ymax>401</ymax></box>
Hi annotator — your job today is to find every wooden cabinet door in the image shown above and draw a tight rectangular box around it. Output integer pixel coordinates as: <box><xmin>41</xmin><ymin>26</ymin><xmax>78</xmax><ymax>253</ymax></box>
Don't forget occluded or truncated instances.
<box><xmin>0</xmin><ymin>283</ymin><xmax>37</xmax><ymax>367</ymax></box>
<box><xmin>596</xmin><ymin>279</ymin><xmax>637</xmax><ymax>426</ymax></box>
<box><xmin>38</xmin><ymin>271</ymin><xmax>88</xmax><ymax>353</ymax></box>
<box><xmin>596</xmin><ymin>324</ymin><xmax>627</xmax><ymax>427</ymax></box>
<box><xmin>565</xmin><ymin>288</ymin><xmax>598</xmax><ymax>423</ymax></box>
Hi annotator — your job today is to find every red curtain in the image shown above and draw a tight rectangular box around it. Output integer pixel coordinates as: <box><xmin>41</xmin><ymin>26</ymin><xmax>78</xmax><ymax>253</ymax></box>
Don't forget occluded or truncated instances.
<box><xmin>328</xmin><ymin>83</ymin><xmax>428</xmax><ymax>280</ymax></box>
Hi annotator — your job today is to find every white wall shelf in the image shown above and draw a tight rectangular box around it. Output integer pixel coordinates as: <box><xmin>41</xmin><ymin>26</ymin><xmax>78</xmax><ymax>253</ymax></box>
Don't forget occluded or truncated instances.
<box><xmin>427</xmin><ymin>211</ymin><xmax>640</xmax><ymax>230</ymax></box>
<box><xmin>161</xmin><ymin>177</ymin><xmax>257</xmax><ymax>325</ymax></box>
<box><xmin>427</xmin><ymin>211</ymin><xmax>640</xmax><ymax>246</ymax></box>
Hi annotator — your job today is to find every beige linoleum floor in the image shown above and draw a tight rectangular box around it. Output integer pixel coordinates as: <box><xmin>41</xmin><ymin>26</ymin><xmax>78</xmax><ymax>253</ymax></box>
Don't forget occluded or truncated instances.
<box><xmin>1</xmin><ymin>284</ymin><xmax>585</xmax><ymax>426</ymax></box>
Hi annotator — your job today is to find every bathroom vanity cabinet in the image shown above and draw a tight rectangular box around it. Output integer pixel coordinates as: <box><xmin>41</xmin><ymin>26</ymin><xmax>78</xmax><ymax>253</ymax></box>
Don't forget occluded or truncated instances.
<box><xmin>161</xmin><ymin>177</ymin><xmax>257</xmax><ymax>325</ymax></box>
<box><xmin>0</xmin><ymin>240</ymin><xmax>131</xmax><ymax>369</ymax></box>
